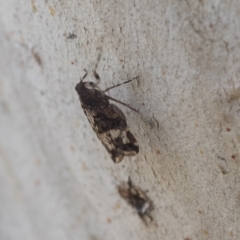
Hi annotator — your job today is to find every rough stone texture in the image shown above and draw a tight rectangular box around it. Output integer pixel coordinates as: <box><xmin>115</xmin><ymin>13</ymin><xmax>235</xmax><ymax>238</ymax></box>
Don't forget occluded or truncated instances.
<box><xmin>1</xmin><ymin>0</ymin><xmax>240</xmax><ymax>239</ymax></box>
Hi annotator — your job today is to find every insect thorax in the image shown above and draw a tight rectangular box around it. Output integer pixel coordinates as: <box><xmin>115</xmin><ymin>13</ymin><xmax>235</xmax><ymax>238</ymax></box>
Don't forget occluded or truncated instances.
<box><xmin>76</xmin><ymin>82</ymin><xmax>109</xmax><ymax>109</ymax></box>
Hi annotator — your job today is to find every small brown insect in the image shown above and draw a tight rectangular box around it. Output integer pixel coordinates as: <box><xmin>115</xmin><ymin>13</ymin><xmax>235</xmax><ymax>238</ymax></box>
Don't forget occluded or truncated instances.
<box><xmin>75</xmin><ymin>54</ymin><xmax>139</xmax><ymax>163</ymax></box>
<box><xmin>118</xmin><ymin>177</ymin><xmax>154</xmax><ymax>223</ymax></box>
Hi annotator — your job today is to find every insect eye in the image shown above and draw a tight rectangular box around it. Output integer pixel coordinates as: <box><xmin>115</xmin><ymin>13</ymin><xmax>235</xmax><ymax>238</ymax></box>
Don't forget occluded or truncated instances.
<box><xmin>84</xmin><ymin>82</ymin><xmax>95</xmax><ymax>89</ymax></box>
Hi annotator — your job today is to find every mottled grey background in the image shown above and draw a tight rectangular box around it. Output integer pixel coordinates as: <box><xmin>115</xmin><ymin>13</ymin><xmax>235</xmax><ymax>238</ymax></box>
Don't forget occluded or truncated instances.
<box><xmin>1</xmin><ymin>0</ymin><xmax>240</xmax><ymax>239</ymax></box>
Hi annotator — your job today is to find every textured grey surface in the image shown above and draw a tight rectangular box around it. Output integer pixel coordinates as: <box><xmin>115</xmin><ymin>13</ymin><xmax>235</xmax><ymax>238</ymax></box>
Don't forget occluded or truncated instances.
<box><xmin>1</xmin><ymin>0</ymin><xmax>240</xmax><ymax>239</ymax></box>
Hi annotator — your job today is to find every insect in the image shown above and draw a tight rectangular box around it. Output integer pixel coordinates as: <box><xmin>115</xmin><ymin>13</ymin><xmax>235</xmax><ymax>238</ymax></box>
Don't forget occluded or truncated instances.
<box><xmin>75</xmin><ymin>54</ymin><xmax>139</xmax><ymax>163</ymax></box>
<box><xmin>118</xmin><ymin>177</ymin><xmax>154</xmax><ymax>223</ymax></box>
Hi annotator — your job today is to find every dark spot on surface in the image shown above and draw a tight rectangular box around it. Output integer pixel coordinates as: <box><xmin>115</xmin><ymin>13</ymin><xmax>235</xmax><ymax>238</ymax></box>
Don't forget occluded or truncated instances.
<box><xmin>203</xmin><ymin>229</ymin><xmax>209</xmax><ymax>235</ymax></box>
<box><xmin>219</xmin><ymin>166</ymin><xmax>227</xmax><ymax>174</ymax></box>
<box><xmin>221</xmin><ymin>168</ymin><xmax>228</xmax><ymax>174</ymax></box>
<box><xmin>217</xmin><ymin>155</ymin><xmax>226</xmax><ymax>162</ymax></box>
<box><xmin>231</xmin><ymin>155</ymin><xmax>235</xmax><ymax>159</ymax></box>
<box><xmin>89</xmin><ymin>235</ymin><xmax>99</xmax><ymax>240</ymax></box>
<box><xmin>32</xmin><ymin>50</ymin><xmax>42</xmax><ymax>66</ymax></box>
<box><xmin>67</xmin><ymin>33</ymin><xmax>77</xmax><ymax>39</ymax></box>
<box><xmin>31</xmin><ymin>0</ymin><xmax>37</xmax><ymax>12</ymax></box>
<box><xmin>226</xmin><ymin>127</ymin><xmax>231</xmax><ymax>132</ymax></box>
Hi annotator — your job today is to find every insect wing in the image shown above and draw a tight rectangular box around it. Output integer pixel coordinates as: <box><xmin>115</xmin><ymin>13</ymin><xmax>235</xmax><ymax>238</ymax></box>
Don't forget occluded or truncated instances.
<box><xmin>83</xmin><ymin>105</ymin><xmax>138</xmax><ymax>163</ymax></box>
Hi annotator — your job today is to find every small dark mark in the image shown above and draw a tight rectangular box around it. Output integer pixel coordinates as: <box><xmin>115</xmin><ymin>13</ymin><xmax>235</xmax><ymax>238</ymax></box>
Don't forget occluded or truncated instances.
<box><xmin>32</xmin><ymin>50</ymin><xmax>42</xmax><ymax>66</ymax></box>
<box><xmin>217</xmin><ymin>155</ymin><xmax>227</xmax><ymax>162</ymax></box>
<box><xmin>31</xmin><ymin>0</ymin><xmax>37</xmax><ymax>12</ymax></box>
<box><xmin>220</xmin><ymin>167</ymin><xmax>228</xmax><ymax>174</ymax></box>
<box><xmin>67</xmin><ymin>33</ymin><xmax>77</xmax><ymax>39</ymax></box>
<box><xmin>216</xmin><ymin>155</ymin><xmax>228</xmax><ymax>174</ymax></box>
<box><xmin>153</xmin><ymin>115</ymin><xmax>159</xmax><ymax>129</ymax></box>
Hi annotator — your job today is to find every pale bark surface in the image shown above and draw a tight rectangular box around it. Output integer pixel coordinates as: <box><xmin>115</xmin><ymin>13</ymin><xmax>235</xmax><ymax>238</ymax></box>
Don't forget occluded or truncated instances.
<box><xmin>1</xmin><ymin>0</ymin><xmax>240</xmax><ymax>239</ymax></box>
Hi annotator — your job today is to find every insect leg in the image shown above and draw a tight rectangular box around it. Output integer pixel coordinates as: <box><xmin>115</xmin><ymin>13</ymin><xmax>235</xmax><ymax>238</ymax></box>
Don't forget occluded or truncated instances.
<box><xmin>106</xmin><ymin>95</ymin><xmax>139</xmax><ymax>113</ymax></box>
<box><xmin>103</xmin><ymin>76</ymin><xmax>139</xmax><ymax>93</ymax></box>
<box><xmin>128</xmin><ymin>176</ymin><xmax>133</xmax><ymax>187</ymax></box>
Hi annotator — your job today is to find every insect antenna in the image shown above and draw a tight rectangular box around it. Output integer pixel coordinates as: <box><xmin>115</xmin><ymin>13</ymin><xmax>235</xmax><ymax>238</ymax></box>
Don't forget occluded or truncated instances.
<box><xmin>80</xmin><ymin>69</ymin><xmax>88</xmax><ymax>82</ymax></box>
<box><xmin>93</xmin><ymin>53</ymin><xmax>102</xmax><ymax>87</ymax></box>
<box><xmin>103</xmin><ymin>76</ymin><xmax>139</xmax><ymax>93</ymax></box>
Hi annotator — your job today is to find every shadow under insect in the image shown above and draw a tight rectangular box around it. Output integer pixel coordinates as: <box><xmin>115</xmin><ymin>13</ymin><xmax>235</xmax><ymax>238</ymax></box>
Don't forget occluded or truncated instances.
<box><xmin>118</xmin><ymin>177</ymin><xmax>154</xmax><ymax>223</ymax></box>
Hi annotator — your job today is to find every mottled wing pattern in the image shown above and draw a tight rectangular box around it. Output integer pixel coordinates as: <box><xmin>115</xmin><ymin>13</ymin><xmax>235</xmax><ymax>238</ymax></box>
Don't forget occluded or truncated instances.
<box><xmin>83</xmin><ymin>105</ymin><xmax>139</xmax><ymax>163</ymax></box>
